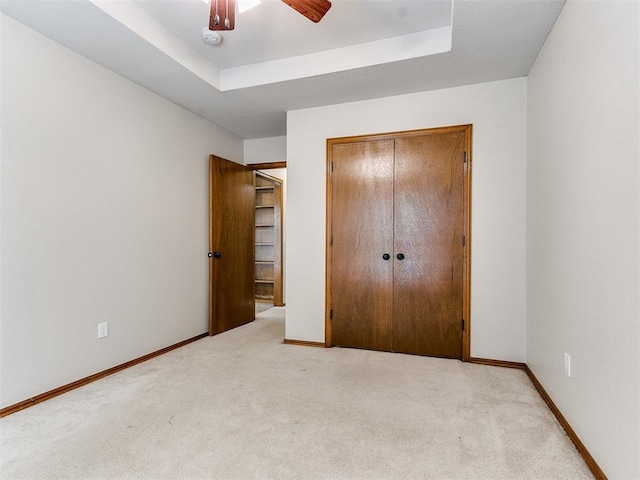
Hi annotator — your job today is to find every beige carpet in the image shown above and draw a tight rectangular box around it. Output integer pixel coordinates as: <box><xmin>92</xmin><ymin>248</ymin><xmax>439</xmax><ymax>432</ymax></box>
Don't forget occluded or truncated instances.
<box><xmin>1</xmin><ymin>308</ymin><xmax>593</xmax><ymax>479</ymax></box>
<box><xmin>255</xmin><ymin>302</ymin><xmax>275</xmax><ymax>315</ymax></box>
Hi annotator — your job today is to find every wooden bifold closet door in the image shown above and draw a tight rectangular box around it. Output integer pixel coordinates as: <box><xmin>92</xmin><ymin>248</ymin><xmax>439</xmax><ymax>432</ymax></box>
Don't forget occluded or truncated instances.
<box><xmin>326</xmin><ymin>125</ymin><xmax>471</xmax><ymax>360</ymax></box>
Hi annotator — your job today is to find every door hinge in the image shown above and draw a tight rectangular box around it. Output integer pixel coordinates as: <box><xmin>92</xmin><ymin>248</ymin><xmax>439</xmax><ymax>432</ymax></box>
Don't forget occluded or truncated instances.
<box><xmin>462</xmin><ymin>235</ymin><xmax>466</xmax><ymax>247</ymax></box>
<box><xmin>461</xmin><ymin>318</ymin><xmax>465</xmax><ymax>331</ymax></box>
<box><xmin>330</xmin><ymin>235</ymin><xmax>334</xmax><ymax>246</ymax></box>
<box><xmin>463</xmin><ymin>152</ymin><xmax>468</xmax><ymax>163</ymax></box>
<box><xmin>329</xmin><ymin>309</ymin><xmax>333</xmax><ymax>320</ymax></box>
<box><xmin>330</xmin><ymin>162</ymin><xmax>334</xmax><ymax>172</ymax></box>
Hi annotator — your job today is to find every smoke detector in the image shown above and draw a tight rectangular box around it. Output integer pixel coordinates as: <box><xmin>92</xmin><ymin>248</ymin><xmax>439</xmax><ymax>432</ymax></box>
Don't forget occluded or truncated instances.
<box><xmin>202</xmin><ymin>28</ymin><xmax>222</xmax><ymax>45</ymax></box>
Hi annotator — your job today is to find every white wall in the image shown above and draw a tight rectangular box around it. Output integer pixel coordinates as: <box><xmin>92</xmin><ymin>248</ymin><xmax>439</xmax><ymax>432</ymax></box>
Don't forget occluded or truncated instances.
<box><xmin>286</xmin><ymin>78</ymin><xmax>527</xmax><ymax>361</ymax></box>
<box><xmin>244</xmin><ymin>136</ymin><xmax>286</xmax><ymax>165</ymax></box>
<box><xmin>526</xmin><ymin>1</ymin><xmax>640</xmax><ymax>478</ymax></box>
<box><xmin>0</xmin><ymin>14</ymin><xmax>243</xmax><ymax>408</ymax></box>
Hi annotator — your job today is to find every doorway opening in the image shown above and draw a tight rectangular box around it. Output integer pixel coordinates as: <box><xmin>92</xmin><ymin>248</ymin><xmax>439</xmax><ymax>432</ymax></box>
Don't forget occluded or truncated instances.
<box><xmin>248</xmin><ymin>162</ymin><xmax>286</xmax><ymax>317</ymax></box>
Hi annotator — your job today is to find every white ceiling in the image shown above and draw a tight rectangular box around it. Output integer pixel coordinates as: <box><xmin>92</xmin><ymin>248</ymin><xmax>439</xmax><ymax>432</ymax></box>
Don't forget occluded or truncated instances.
<box><xmin>133</xmin><ymin>0</ymin><xmax>453</xmax><ymax>69</ymax></box>
<box><xmin>0</xmin><ymin>0</ymin><xmax>565</xmax><ymax>139</ymax></box>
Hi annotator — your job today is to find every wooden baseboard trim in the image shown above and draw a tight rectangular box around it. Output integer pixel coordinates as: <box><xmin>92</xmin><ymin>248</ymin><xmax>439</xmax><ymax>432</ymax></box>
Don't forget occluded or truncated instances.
<box><xmin>470</xmin><ymin>358</ymin><xmax>606</xmax><ymax>478</ymax></box>
<box><xmin>468</xmin><ymin>357</ymin><xmax>526</xmax><ymax>369</ymax></box>
<box><xmin>0</xmin><ymin>332</ymin><xmax>209</xmax><ymax>418</ymax></box>
<box><xmin>524</xmin><ymin>366</ymin><xmax>607</xmax><ymax>480</ymax></box>
<box><xmin>283</xmin><ymin>339</ymin><xmax>326</xmax><ymax>348</ymax></box>
<box><xmin>0</xmin><ymin>336</ymin><xmax>609</xmax><ymax>480</ymax></box>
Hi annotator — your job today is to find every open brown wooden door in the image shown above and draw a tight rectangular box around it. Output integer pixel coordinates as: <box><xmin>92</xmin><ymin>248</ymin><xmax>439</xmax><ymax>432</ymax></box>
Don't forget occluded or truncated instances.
<box><xmin>209</xmin><ymin>155</ymin><xmax>255</xmax><ymax>335</ymax></box>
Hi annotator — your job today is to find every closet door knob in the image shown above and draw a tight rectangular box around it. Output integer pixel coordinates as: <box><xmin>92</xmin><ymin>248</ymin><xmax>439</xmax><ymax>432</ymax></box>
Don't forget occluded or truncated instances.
<box><xmin>382</xmin><ymin>253</ymin><xmax>390</xmax><ymax>261</ymax></box>
<box><xmin>213</xmin><ymin>251</ymin><xmax>222</xmax><ymax>258</ymax></box>
<box><xmin>396</xmin><ymin>253</ymin><xmax>405</xmax><ymax>261</ymax></box>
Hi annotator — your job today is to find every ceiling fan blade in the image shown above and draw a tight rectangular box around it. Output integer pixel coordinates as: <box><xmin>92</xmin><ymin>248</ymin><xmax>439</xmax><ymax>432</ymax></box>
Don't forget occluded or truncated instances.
<box><xmin>281</xmin><ymin>0</ymin><xmax>332</xmax><ymax>23</ymax></box>
<box><xmin>209</xmin><ymin>0</ymin><xmax>236</xmax><ymax>31</ymax></box>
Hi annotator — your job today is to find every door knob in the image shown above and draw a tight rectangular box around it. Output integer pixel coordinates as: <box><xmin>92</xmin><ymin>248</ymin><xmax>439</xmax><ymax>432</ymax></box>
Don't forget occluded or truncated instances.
<box><xmin>396</xmin><ymin>253</ymin><xmax>405</xmax><ymax>260</ymax></box>
<box><xmin>382</xmin><ymin>253</ymin><xmax>390</xmax><ymax>261</ymax></box>
<box><xmin>213</xmin><ymin>251</ymin><xmax>222</xmax><ymax>258</ymax></box>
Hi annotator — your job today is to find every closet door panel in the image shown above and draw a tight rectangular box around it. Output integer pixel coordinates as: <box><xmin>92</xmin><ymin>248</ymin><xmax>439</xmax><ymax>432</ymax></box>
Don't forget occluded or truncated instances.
<box><xmin>330</xmin><ymin>140</ymin><xmax>394</xmax><ymax>351</ymax></box>
<box><xmin>393</xmin><ymin>132</ymin><xmax>465</xmax><ymax>358</ymax></box>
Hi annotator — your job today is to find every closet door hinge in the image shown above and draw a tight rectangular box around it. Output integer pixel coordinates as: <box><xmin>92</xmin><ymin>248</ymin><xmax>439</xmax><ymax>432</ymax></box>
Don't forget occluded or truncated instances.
<box><xmin>463</xmin><ymin>152</ymin><xmax>468</xmax><ymax>163</ymax></box>
<box><xmin>330</xmin><ymin>161</ymin><xmax>334</xmax><ymax>172</ymax></box>
<box><xmin>330</xmin><ymin>235</ymin><xmax>334</xmax><ymax>246</ymax></box>
<box><xmin>329</xmin><ymin>309</ymin><xmax>333</xmax><ymax>320</ymax></box>
<box><xmin>462</xmin><ymin>235</ymin><xmax>466</xmax><ymax>247</ymax></box>
<box><xmin>461</xmin><ymin>318</ymin><xmax>465</xmax><ymax>331</ymax></box>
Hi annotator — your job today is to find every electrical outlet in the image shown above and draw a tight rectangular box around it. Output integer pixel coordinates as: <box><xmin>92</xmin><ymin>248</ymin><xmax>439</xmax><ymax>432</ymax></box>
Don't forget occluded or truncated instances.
<box><xmin>564</xmin><ymin>352</ymin><xmax>571</xmax><ymax>377</ymax></box>
<box><xmin>98</xmin><ymin>322</ymin><xmax>108</xmax><ymax>339</ymax></box>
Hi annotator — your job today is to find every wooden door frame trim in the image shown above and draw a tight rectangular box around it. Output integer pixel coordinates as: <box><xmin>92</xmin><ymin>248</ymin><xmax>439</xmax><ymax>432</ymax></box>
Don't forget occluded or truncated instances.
<box><xmin>462</xmin><ymin>125</ymin><xmax>472</xmax><ymax>360</ymax></box>
<box><xmin>208</xmin><ymin>155</ymin><xmax>215</xmax><ymax>335</ymax></box>
<box><xmin>325</xmin><ymin>142</ymin><xmax>334</xmax><ymax>347</ymax></box>
<box><xmin>247</xmin><ymin>161</ymin><xmax>287</xmax><ymax>170</ymax></box>
<box><xmin>325</xmin><ymin>124</ymin><xmax>472</xmax><ymax>360</ymax></box>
